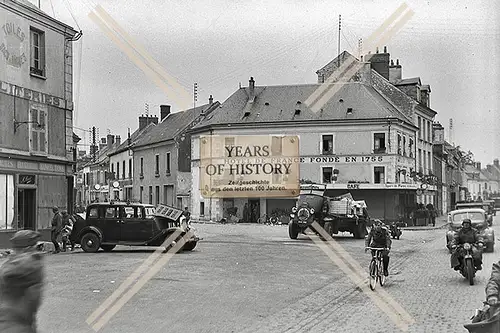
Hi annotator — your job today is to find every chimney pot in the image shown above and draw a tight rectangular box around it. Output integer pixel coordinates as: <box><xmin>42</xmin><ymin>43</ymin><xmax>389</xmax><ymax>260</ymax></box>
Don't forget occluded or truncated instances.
<box><xmin>361</xmin><ymin>55</ymin><xmax>364</xmax><ymax>61</ymax></box>
<box><xmin>376</xmin><ymin>47</ymin><xmax>379</xmax><ymax>53</ymax></box>
<box><xmin>396</xmin><ymin>59</ymin><xmax>399</xmax><ymax>66</ymax></box>
<box><xmin>390</xmin><ymin>59</ymin><xmax>394</xmax><ymax>66</ymax></box>
<box><xmin>249</xmin><ymin>77</ymin><xmax>255</xmax><ymax>101</ymax></box>
<box><xmin>384</xmin><ymin>46</ymin><xmax>387</xmax><ymax>53</ymax></box>
<box><xmin>209</xmin><ymin>95</ymin><xmax>213</xmax><ymax>104</ymax></box>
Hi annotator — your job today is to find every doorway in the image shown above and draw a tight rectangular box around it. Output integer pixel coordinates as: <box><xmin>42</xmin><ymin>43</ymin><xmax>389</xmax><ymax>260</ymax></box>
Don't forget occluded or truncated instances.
<box><xmin>249</xmin><ymin>199</ymin><xmax>260</xmax><ymax>223</ymax></box>
<box><xmin>18</xmin><ymin>189</ymin><xmax>36</xmax><ymax>230</ymax></box>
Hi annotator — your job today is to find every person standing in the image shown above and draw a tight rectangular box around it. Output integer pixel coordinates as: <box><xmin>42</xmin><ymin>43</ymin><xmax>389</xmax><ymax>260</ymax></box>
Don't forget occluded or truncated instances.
<box><xmin>60</xmin><ymin>210</ymin><xmax>75</xmax><ymax>252</ymax></box>
<box><xmin>0</xmin><ymin>231</ymin><xmax>45</xmax><ymax>332</ymax></box>
<box><xmin>50</xmin><ymin>207</ymin><xmax>62</xmax><ymax>254</ymax></box>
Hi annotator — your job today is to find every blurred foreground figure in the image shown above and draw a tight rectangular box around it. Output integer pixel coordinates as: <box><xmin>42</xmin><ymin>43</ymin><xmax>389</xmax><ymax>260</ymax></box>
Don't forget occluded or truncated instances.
<box><xmin>0</xmin><ymin>231</ymin><xmax>45</xmax><ymax>332</ymax></box>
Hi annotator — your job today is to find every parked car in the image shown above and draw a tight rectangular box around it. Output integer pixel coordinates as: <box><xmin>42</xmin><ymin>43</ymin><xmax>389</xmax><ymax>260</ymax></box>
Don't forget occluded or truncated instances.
<box><xmin>70</xmin><ymin>202</ymin><xmax>200</xmax><ymax>253</ymax></box>
<box><xmin>446</xmin><ymin>208</ymin><xmax>494</xmax><ymax>253</ymax></box>
<box><xmin>455</xmin><ymin>201</ymin><xmax>494</xmax><ymax>226</ymax></box>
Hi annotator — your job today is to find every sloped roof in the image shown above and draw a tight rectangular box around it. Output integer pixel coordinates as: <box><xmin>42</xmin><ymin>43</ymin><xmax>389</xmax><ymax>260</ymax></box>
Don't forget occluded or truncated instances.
<box><xmin>393</xmin><ymin>77</ymin><xmax>421</xmax><ymax>86</ymax></box>
<box><xmin>193</xmin><ymin>81</ymin><xmax>415</xmax><ymax>129</ymax></box>
<box><xmin>133</xmin><ymin>103</ymin><xmax>215</xmax><ymax>149</ymax></box>
<box><xmin>108</xmin><ymin>123</ymin><xmax>156</xmax><ymax>156</ymax></box>
<box><xmin>316</xmin><ymin>51</ymin><xmax>359</xmax><ymax>75</ymax></box>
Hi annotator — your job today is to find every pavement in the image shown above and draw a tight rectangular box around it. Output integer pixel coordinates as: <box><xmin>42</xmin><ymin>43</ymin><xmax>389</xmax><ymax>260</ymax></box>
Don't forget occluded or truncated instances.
<box><xmin>0</xmin><ymin>218</ymin><xmax>496</xmax><ymax>332</ymax></box>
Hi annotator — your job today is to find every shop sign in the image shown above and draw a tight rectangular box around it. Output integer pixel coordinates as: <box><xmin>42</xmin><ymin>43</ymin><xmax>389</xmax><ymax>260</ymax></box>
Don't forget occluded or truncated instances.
<box><xmin>1</xmin><ymin>22</ymin><xmax>27</xmax><ymax>68</ymax></box>
<box><xmin>0</xmin><ymin>158</ymin><xmax>16</xmax><ymax>168</ymax></box>
<box><xmin>39</xmin><ymin>163</ymin><xmax>65</xmax><ymax>173</ymax></box>
<box><xmin>200</xmin><ymin>135</ymin><xmax>300</xmax><ymax>198</ymax></box>
<box><xmin>0</xmin><ymin>80</ymin><xmax>62</xmax><ymax>107</ymax></box>
<box><xmin>303</xmin><ymin>155</ymin><xmax>387</xmax><ymax>163</ymax></box>
<box><xmin>17</xmin><ymin>161</ymin><xmax>38</xmax><ymax>170</ymax></box>
<box><xmin>19</xmin><ymin>174</ymin><xmax>35</xmax><ymax>185</ymax></box>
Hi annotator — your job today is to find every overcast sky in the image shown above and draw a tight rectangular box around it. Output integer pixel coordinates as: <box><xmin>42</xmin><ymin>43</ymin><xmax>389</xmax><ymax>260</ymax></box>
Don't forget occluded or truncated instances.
<box><xmin>35</xmin><ymin>0</ymin><xmax>499</xmax><ymax>165</ymax></box>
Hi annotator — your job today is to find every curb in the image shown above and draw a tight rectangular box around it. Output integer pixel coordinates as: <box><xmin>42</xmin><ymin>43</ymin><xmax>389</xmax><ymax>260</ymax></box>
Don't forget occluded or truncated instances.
<box><xmin>401</xmin><ymin>222</ymin><xmax>449</xmax><ymax>231</ymax></box>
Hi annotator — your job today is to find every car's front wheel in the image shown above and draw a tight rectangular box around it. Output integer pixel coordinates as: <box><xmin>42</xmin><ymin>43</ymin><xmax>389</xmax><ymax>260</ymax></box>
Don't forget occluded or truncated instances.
<box><xmin>80</xmin><ymin>233</ymin><xmax>101</xmax><ymax>253</ymax></box>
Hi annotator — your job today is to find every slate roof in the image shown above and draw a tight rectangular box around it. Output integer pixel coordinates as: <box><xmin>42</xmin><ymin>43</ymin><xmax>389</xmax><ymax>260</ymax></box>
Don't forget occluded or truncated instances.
<box><xmin>316</xmin><ymin>51</ymin><xmax>359</xmax><ymax>75</ymax></box>
<box><xmin>108</xmin><ymin>123</ymin><xmax>156</xmax><ymax>156</ymax></box>
<box><xmin>133</xmin><ymin>103</ymin><xmax>216</xmax><ymax>149</ymax></box>
<box><xmin>193</xmin><ymin>81</ymin><xmax>415</xmax><ymax>130</ymax></box>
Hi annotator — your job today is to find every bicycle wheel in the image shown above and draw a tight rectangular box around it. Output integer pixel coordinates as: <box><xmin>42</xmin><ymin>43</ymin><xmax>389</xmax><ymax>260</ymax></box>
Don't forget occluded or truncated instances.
<box><xmin>369</xmin><ymin>259</ymin><xmax>377</xmax><ymax>290</ymax></box>
<box><xmin>378</xmin><ymin>260</ymin><xmax>386</xmax><ymax>287</ymax></box>
<box><xmin>257</xmin><ymin>216</ymin><xmax>265</xmax><ymax>224</ymax></box>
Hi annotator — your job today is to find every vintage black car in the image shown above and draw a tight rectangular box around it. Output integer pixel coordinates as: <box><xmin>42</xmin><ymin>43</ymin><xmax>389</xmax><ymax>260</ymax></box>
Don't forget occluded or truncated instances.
<box><xmin>70</xmin><ymin>202</ymin><xmax>199</xmax><ymax>253</ymax></box>
<box><xmin>288</xmin><ymin>193</ymin><xmax>326</xmax><ymax>239</ymax></box>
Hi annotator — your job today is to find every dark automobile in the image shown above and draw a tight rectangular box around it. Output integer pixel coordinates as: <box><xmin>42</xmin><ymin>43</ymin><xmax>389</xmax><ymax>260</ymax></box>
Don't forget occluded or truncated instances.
<box><xmin>70</xmin><ymin>202</ymin><xmax>200</xmax><ymax>253</ymax></box>
<box><xmin>455</xmin><ymin>201</ymin><xmax>494</xmax><ymax>226</ymax></box>
<box><xmin>288</xmin><ymin>193</ymin><xmax>326</xmax><ymax>239</ymax></box>
<box><xmin>446</xmin><ymin>208</ymin><xmax>494</xmax><ymax>253</ymax></box>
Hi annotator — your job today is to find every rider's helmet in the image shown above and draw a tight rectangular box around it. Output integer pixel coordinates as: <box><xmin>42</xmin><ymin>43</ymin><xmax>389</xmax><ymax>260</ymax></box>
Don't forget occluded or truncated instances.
<box><xmin>462</xmin><ymin>218</ymin><xmax>472</xmax><ymax>229</ymax></box>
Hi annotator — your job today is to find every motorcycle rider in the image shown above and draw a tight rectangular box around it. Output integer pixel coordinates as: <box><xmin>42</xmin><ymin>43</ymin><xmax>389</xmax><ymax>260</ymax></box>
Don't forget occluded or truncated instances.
<box><xmin>365</xmin><ymin>219</ymin><xmax>392</xmax><ymax>276</ymax></box>
<box><xmin>450</xmin><ymin>218</ymin><xmax>484</xmax><ymax>271</ymax></box>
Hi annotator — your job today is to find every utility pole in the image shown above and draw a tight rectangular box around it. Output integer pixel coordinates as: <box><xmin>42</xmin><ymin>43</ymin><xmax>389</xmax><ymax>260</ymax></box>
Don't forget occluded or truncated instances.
<box><xmin>91</xmin><ymin>126</ymin><xmax>96</xmax><ymax>162</ymax></box>
<box><xmin>338</xmin><ymin>14</ymin><xmax>341</xmax><ymax>67</ymax></box>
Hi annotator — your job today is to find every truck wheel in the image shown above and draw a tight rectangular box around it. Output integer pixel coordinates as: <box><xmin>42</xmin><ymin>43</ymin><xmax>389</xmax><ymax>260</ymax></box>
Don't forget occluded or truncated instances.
<box><xmin>288</xmin><ymin>222</ymin><xmax>299</xmax><ymax>239</ymax></box>
<box><xmin>81</xmin><ymin>233</ymin><xmax>101</xmax><ymax>253</ymax></box>
<box><xmin>324</xmin><ymin>222</ymin><xmax>333</xmax><ymax>238</ymax></box>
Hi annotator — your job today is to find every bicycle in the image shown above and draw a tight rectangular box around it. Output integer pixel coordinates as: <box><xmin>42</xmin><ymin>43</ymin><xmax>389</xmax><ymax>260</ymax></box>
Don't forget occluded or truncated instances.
<box><xmin>257</xmin><ymin>214</ymin><xmax>268</xmax><ymax>224</ymax></box>
<box><xmin>366</xmin><ymin>247</ymin><xmax>389</xmax><ymax>290</ymax></box>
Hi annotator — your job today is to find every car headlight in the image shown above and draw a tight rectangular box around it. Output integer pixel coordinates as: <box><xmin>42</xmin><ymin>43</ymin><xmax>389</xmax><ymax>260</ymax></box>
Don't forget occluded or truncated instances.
<box><xmin>310</xmin><ymin>208</ymin><xmax>315</xmax><ymax>214</ymax></box>
<box><xmin>464</xmin><ymin>243</ymin><xmax>472</xmax><ymax>250</ymax></box>
<box><xmin>292</xmin><ymin>207</ymin><xmax>297</xmax><ymax>213</ymax></box>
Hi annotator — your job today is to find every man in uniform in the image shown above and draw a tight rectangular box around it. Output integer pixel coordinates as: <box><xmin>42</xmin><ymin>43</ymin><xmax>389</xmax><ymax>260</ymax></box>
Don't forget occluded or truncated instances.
<box><xmin>365</xmin><ymin>219</ymin><xmax>392</xmax><ymax>276</ymax></box>
<box><xmin>51</xmin><ymin>206</ymin><xmax>62</xmax><ymax>254</ymax></box>
<box><xmin>0</xmin><ymin>231</ymin><xmax>45</xmax><ymax>332</ymax></box>
<box><xmin>450</xmin><ymin>218</ymin><xmax>483</xmax><ymax>271</ymax></box>
<box><xmin>10</xmin><ymin>230</ymin><xmax>41</xmax><ymax>255</ymax></box>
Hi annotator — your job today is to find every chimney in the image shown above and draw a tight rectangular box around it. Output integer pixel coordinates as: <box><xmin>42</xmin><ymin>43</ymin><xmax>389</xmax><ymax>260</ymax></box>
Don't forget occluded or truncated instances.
<box><xmin>420</xmin><ymin>85</ymin><xmax>431</xmax><ymax>108</ymax></box>
<box><xmin>139</xmin><ymin>114</ymin><xmax>159</xmax><ymax>130</ymax></box>
<box><xmin>495</xmin><ymin>159</ymin><xmax>500</xmax><ymax>167</ymax></box>
<box><xmin>106</xmin><ymin>134</ymin><xmax>114</xmax><ymax>150</ymax></box>
<box><xmin>249</xmin><ymin>77</ymin><xmax>255</xmax><ymax>102</ymax></box>
<box><xmin>476</xmin><ymin>162</ymin><xmax>482</xmax><ymax>171</ymax></box>
<box><xmin>487</xmin><ymin>165</ymin><xmax>493</xmax><ymax>173</ymax></box>
<box><xmin>160</xmin><ymin>105</ymin><xmax>171</xmax><ymax>122</ymax></box>
<box><xmin>389</xmin><ymin>58</ymin><xmax>402</xmax><ymax>83</ymax></box>
<box><xmin>209</xmin><ymin>95</ymin><xmax>213</xmax><ymax>105</ymax></box>
<box><xmin>365</xmin><ymin>46</ymin><xmax>390</xmax><ymax>80</ymax></box>
<box><xmin>115</xmin><ymin>135</ymin><xmax>121</xmax><ymax>146</ymax></box>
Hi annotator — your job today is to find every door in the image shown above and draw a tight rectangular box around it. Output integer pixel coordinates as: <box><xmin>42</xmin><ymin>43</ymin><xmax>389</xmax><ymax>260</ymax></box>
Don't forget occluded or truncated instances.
<box><xmin>119</xmin><ymin>206</ymin><xmax>154</xmax><ymax>242</ymax></box>
<box><xmin>163</xmin><ymin>185</ymin><xmax>174</xmax><ymax>206</ymax></box>
<box><xmin>100</xmin><ymin>206</ymin><xmax>121</xmax><ymax>242</ymax></box>
<box><xmin>249</xmin><ymin>199</ymin><xmax>260</xmax><ymax>223</ymax></box>
<box><xmin>17</xmin><ymin>189</ymin><xmax>36</xmax><ymax>230</ymax></box>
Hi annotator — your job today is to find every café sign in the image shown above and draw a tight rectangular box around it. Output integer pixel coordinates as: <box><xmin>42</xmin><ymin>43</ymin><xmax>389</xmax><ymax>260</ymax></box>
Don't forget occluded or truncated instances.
<box><xmin>1</xmin><ymin>22</ymin><xmax>27</xmax><ymax>68</ymax></box>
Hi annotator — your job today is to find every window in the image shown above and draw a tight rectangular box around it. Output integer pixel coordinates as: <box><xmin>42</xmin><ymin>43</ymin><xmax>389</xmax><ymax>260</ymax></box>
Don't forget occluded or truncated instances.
<box><xmin>418</xmin><ymin>149</ymin><xmax>422</xmax><ymax>169</ymax></box>
<box><xmin>409</xmin><ymin>138</ymin><xmax>414</xmax><ymax>157</ymax></box>
<box><xmin>423</xmin><ymin>152</ymin><xmax>426</xmax><ymax>173</ymax></box>
<box><xmin>88</xmin><ymin>207</ymin><xmax>98</xmax><ymax>218</ymax></box>
<box><xmin>116</xmin><ymin>162</ymin><xmax>120</xmax><ymax>180</ymax></box>
<box><xmin>322</xmin><ymin>167</ymin><xmax>333</xmax><ymax>183</ymax></box>
<box><xmin>140</xmin><ymin>186</ymin><xmax>144</xmax><ymax>203</ymax></box>
<box><xmin>155</xmin><ymin>186</ymin><xmax>160</xmax><ymax>205</ymax></box>
<box><xmin>29</xmin><ymin>105</ymin><xmax>48</xmax><ymax>154</ymax></box>
<box><xmin>397</xmin><ymin>134</ymin><xmax>402</xmax><ymax>155</ymax></box>
<box><xmin>418</xmin><ymin>117</ymin><xmax>422</xmax><ymax>140</ymax></box>
<box><xmin>177</xmin><ymin>198</ymin><xmax>183</xmax><ymax>208</ymax></box>
<box><xmin>122</xmin><ymin>160</ymin><xmax>126</xmax><ymax>179</ymax></box>
<box><xmin>373</xmin><ymin>133</ymin><xmax>386</xmax><ymax>153</ymax></box>
<box><xmin>402</xmin><ymin>136</ymin><xmax>406</xmax><ymax>156</ymax></box>
<box><xmin>122</xmin><ymin>206</ymin><xmax>135</xmax><ymax>219</ymax></box>
<box><xmin>155</xmin><ymin>154</ymin><xmax>160</xmax><ymax>175</ymax></box>
<box><xmin>140</xmin><ymin>157</ymin><xmax>144</xmax><ymax>176</ymax></box>
<box><xmin>321</xmin><ymin>135</ymin><xmax>334</xmax><ymax>155</ymax></box>
<box><xmin>165</xmin><ymin>152</ymin><xmax>171</xmax><ymax>175</ymax></box>
<box><xmin>200</xmin><ymin>202</ymin><xmax>205</xmax><ymax>216</ymax></box>
<box><xmin>148</xmin><ymin>186</ymin><xmax>153</xmax><ymax>204</ymax></box>
<box><xmin>374</xmin><ymin>167</ymin><xmax>385</xmax><ymax>184</ymax></box>
<box><xmin>428</xmin><ymin>152</ymin><xmax>432</xmax><ymax>172</ymax></box>
<box><xmin>128</xmin><ymin>159</ymin><xmax>132</xmax><ymax>179</ymax></box>
<box><xmin>111</xmin><ymin>164</ymin><xmax>115</xmax><ymax>178</ymax></box>
<box><xmin>0</xmin><ymin>174</ymin><xmax>15</xmax><ymax>230</ymax></box>
<box><xmin>30</xmin><ymin>28</ymin><xmax>45</xmax><ymax>76</ymax></box>
<box><xmin>427</xmin><ymin>122</ymin><xmax>431</xmax><ymax>142</ymax></box>
<box><xmin>105</xmin><ymin>207</ymin><xmax>118</xmax><ymax>218</ymax></box>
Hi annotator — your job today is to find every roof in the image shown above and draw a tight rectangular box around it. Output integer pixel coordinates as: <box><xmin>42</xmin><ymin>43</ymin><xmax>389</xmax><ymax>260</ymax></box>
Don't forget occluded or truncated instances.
<box><xmin>108</xmin><ymin>123</ymin><xmax>156</xmax><ymax>156</ymax></box>
<box><xmin>192</xmin><ymin>81</ymin><xmax>415</xmax><ymax>130</ymax></box>
<box><xmin>133</xmin><ymin>103</ymin><xmax>217</xmax><ymax>149</ymax></box>
<box><xmin>316</xmin><ymin>51</ymin><xmax>359</xmax><ymax>75</ymax></box>
<box><xmin>393</xmin><ymin>77</ymin><xmax>421</xmax><ymax>86</ymax></box>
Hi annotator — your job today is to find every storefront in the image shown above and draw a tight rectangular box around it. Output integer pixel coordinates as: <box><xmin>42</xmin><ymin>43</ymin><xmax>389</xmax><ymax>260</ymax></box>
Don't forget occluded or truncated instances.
<box><xmin>0</xmin><ymin>156</ymin><xmax>72</xmax><ymax>246</ymax></box>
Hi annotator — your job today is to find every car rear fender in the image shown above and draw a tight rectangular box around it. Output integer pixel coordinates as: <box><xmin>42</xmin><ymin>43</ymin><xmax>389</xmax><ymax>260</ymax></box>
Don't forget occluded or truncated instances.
<box><xmin>77</xmin><ymin>226</ymin><xmax>103</xmax><ymax>242</ymax></box>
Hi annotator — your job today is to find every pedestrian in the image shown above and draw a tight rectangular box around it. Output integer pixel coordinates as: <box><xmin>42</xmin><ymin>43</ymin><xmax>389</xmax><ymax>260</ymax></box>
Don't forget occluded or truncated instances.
<box><xmin>50</xmin><ymin>206</ymin><xmax>62</xmax><ymax>254</ymax></box>
<box><xmin>243</xmin><ymin>203</ymin><xmax>249</xmax><ymax>223</ymax></box>
<box><xmin>182</xmin><ymin>207</ymin><xmax>191</xmax><ymax>226</ymax></box>
<box><xmin>0</xmin><ymin>232</ymin><xmax>45</xmax><ymax>332</ymax></box>
<box><xmin>60</xmin><ymin>210</ymin><xmax>75</xmax><ymax>252</ymax></box>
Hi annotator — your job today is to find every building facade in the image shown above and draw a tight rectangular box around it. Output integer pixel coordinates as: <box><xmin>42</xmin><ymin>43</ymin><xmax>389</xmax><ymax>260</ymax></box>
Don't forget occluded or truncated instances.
<box><xmin>190</xmin><ymin>71</ymin><xmax>420</xmax><ymax>223</ymax></box>
<box><xmin>0</xmin><ymin>0</ymin><xmax>79</xmax><ymax>243</ymax></box>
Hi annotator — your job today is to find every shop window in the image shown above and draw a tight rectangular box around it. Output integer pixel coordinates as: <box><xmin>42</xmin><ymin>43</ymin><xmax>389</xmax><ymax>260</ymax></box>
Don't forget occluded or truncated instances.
<box><xmin>322</xmin><ymin>167</ymin><xmax>333</xmax><ymax>184</ymax></box>
<box><xmin>374</xmin><ymin>167</ymin><xmax>385</xmax><ymax>184</ymax></box>
<box><xmin>321</xmin><ymin>135</ymin><xmax>334</xmax><ymax>155</ymax></box>
<box><xmin>0</xmin><ymin>175</ymin><xmax>15</xmax><ymax>230</ymax></box>
<box><xmin>29</xmin><ymin>106</ymin><xmax>48</xmax><ymax>154</ymax></box>
<box><xmin>373</xmin><ymin>133</ymin><xmax>386</xmax><ymax>153</ymax></box>
<box><xmin>30</xmin><ymin>28</ymin><xmax>45</xmax><ymax>77</ymax></box>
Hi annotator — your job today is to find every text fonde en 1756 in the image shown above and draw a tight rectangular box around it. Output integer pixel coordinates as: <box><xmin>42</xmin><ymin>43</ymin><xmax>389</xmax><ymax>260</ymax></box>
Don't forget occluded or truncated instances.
<box><xmin>199</xmin><ymin>135</ymin><xmax>300</xmax><ymax>198</ymax></box>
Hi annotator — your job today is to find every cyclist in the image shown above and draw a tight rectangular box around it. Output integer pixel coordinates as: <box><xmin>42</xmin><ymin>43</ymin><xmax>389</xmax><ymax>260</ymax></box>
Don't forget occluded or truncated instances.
<box><xmin>365</xmin><ymin>219</ymin><xmax>392</xmax><ymax>276</ymax></box>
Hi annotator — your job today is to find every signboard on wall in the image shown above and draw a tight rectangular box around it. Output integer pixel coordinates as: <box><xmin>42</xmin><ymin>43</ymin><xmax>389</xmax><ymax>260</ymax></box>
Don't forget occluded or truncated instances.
<box><xmin>19</xmin><ymin>174</ymin><xmax>35</xmax><ymax>185</ymax></box>
<box><xmin>200</xmin><ymin>135</ymin><xmax>300</xmax><ymax>198</ymax></box>
<box><xmin>1</xmin><ymin>21</ymin><xmax>28</xmax><ymax>68</ymax></box>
